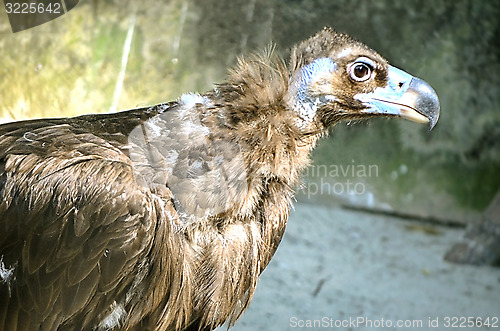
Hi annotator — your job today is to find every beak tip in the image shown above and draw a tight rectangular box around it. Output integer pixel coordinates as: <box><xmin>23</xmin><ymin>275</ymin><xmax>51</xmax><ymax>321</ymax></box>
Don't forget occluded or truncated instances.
<box><xmin>429</xmin><ymin>112</ymin><xmax>439</xmax><ymax>130</ymax></box>
<box><xmin>409</xmin><ymin>77</ymin><xmax>440</xmax><ymax>130</ymax></box>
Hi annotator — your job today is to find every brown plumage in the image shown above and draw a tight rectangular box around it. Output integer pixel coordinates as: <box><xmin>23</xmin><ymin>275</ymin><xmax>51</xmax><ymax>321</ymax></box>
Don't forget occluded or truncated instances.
<box><xmin>0</xmin><ymin>27</ymin><xmax>439</xmax><ymax>330</ymax></box>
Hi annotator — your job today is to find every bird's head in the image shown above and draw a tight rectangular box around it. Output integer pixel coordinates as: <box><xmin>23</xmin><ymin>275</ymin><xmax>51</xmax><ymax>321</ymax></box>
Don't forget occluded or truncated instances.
<box><xmin>287</xmin><ymin>27</ymin><xmax>440</xmax><ymax>130</ymax></box>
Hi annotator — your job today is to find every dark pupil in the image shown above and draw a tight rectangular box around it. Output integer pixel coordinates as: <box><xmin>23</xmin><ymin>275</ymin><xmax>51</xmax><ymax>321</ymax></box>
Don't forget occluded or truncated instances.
<box><xmin>354</xmin><ymin>64</ymin><xmax>369</xmax><ymax>78</ymax></box>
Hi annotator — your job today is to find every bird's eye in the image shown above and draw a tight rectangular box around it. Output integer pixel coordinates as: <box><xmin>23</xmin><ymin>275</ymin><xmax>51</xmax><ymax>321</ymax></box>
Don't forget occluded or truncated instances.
<box><xmin>349</xmin><ymin>62</ymin><xmax>373</xmax><ymax>82</ymax></box>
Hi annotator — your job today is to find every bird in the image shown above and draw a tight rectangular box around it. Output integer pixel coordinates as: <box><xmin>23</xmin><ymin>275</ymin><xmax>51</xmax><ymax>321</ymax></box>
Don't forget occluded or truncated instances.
<box><xmin>0</xmin><ymin>27</ymin><xmax>439</xmax><ymax>331</ymax></box>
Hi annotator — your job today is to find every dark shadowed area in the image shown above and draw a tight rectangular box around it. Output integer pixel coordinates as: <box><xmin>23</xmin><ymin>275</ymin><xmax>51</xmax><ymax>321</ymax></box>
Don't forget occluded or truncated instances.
<box><xmin>1</xmin><ymin>0</ymin><xmax>499</xmax><ymax>330</ymax></box>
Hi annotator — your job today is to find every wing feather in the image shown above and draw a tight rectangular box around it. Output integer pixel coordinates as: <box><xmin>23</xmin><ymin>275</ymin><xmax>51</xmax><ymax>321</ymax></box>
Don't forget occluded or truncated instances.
<box><xmin>0</xmin><ymin>119</ymin><xmax>162</xmax><ymax>330</ymax></box>
<box><xmin>61</xmin><ymin>267</ymin><xmax>100</xmax><ymax>317</ymax></box>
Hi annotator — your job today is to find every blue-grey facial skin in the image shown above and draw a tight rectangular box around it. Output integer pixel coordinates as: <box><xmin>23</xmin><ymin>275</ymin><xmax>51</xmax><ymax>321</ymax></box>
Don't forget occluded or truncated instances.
<box><xmin>355</xmin><ymin>65</ymin><xmax>440</xmax><ymax>129</ymax></box>
<box><xmin>289</xmin><ymin>58</ymin><xmax>338</xmax><ymax>124</ymax></box>
<box><xmin>296</xmin><ymin>58</ymin><xmax>338</xmax><ymax>101</ymax></box>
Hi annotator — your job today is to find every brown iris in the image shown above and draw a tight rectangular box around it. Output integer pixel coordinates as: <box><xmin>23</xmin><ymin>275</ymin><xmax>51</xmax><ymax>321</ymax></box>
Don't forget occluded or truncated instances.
<box><xmin>350</xmin><ymin>62</ymin><xmax>372</xmax><ymax>82</ymax></box>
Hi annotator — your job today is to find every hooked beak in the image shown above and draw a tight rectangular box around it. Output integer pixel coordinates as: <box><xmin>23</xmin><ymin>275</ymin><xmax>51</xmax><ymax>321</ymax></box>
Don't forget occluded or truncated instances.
<box><xmin>355</xmin><ymin>66</ymin><xmax>440</xmax><ymax>129</ymax></box>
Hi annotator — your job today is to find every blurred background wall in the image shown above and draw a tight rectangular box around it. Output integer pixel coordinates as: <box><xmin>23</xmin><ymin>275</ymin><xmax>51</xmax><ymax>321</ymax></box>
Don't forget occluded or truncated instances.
<box><xmin>1</xmin><ymin>0</ymin><xmax>499</xmax><ymax>224</ymax></box>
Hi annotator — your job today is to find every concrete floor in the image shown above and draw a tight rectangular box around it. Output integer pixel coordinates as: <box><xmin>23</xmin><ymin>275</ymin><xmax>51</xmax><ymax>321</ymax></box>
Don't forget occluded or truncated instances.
<box><xmin>230</xmin><ymin>203</ymin><xmax>500</xmax><ymax>330</ymax></box>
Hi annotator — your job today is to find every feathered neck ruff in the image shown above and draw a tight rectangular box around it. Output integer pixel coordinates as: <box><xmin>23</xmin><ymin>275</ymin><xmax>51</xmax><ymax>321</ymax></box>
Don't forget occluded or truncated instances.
<box><xmin>204</xmin><ymin>48</ymin><xmax>322</xmax><ymax>186</ymax></box>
